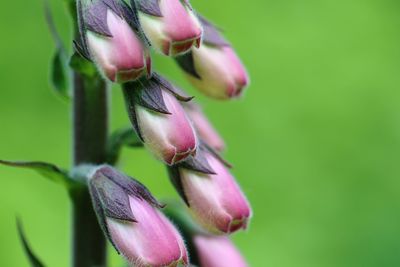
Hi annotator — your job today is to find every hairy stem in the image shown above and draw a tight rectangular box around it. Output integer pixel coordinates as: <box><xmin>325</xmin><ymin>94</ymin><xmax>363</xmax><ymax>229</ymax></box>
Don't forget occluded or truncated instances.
<box><xmin>69</xmin><ymin>1</ymin><xmax>109</xmax><ymax>265</ymax></box>
<box><xmin>71</xmin><ymin>72</ymin><xmax>109</xmax><ymax>267</ymax></box>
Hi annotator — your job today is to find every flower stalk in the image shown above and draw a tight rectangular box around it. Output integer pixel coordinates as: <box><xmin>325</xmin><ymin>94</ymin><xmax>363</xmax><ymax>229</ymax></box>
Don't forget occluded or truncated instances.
<box><xmin>1</xmin><ymin>1</ymin><xmax>253</xmax><ymax>266</ymax></box>
<box><xmin>70</xmin><ymin>1</ymin><xmax>109</xmax><ymax>266</ymax></box>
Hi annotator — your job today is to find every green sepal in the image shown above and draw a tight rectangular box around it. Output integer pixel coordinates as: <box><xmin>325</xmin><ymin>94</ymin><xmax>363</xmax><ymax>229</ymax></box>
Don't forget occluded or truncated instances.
<box><xmin>16</xmin><ymin>218</ymin><xmax>46</xmax><ymax>267</ymax></box>
<box><xmin>69</xmin><ymin>52</ymin><xmax>98</xmax><ymax>78</ymax></box>
<box><xmin>0</xmin><ymin>160</ymin><xmax>75</xmax><ymax>189</ymax></box>
<box><xmin>106</xmin><ymin>127</ymin><xmax>143</xmax><ymax>164</ymax></box>
<box><xmin>45</xmin><ymin>2</ymin><xmax>72</xmax><ymax>100</ymax></box>
<box><xmin>162</xmin><ymin>200</ymin><xmax>206</xmax><ymax>236</ymax></box>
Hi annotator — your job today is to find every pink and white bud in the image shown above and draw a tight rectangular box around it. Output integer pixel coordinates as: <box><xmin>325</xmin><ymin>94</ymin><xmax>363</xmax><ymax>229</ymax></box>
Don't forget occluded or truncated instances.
<box><xmin>107</xmin><ymin>196</ymin><xmax>188</xmax><ymax>267</ymax></box>
<box><xmin>136</xmin><ymin>89</ymin><xmax>197</xmax><ymax>165</ymax></box>
<box><xmin>187</xmin><ymin>45</ymin><xmax>249</xmax><ymax>99</ymax></box>
<box><xmin>86</xmin><ymin>9</ymin><xmax>150</xmax><ymax>82</ymax></box>
<box><xmin>180</xmin><ymin>151</ymin><xmax>251</xmax><ymax>234</ymax></box>
<box><xmin>185</xmin><ymin>104</ymin><xmax>225</xmax><ymax>151</ymax></box>
<box><xmin>194</xmin><ymin>235</ymin><xmax>248</xmax><ymax>267</ymax></box>
<box><xmin>138</xmin><ymin>0</ymin><xmax>202</xmax><ymax>56</ymax></box>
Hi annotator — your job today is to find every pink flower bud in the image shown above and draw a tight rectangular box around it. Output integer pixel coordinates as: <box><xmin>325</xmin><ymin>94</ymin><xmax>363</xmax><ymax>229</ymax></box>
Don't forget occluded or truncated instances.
<box><xmin>107</xmin><ymin>196</ymin><xmax>188</xmax><ymax>266</ymax></box>
<box><xmin>194</xmin><ymin>235</ymin><xmax>248</xmax><ymax>267</ymax></box>
<box><xmin>86</xmin><ymin>8</ymin><xmax>150</xmax><ymax>82</ymax></box>
<box><xmin>89</xmin><ymin>166</ymin><xmax>188</xmax><ymax>267</ymax></box>
<box><xmin>179</xmin><ymin>151</ymin><xmax>251</xmax><ymax>234</ymax></box>
<box><xmin>135</xmin><ymin>89</ymin><xmax>197</xmax><ymax>165</ymax></box>
<box><xmin>185</xmin><ymin>104</ymin><xmax>225</xmax><ymax>151</ymax></box>
<box><xmin>138</xmin><ymin>0</ymin><xmax>202</xmax><ymax>56</ymax></box>
<box><xmin>186</xmin><ymin>45</ymin><xmax>249</xmax><ymax>99</ymax></box>
<box><xmin>176</xmin><ymin>16</ymin><xmax>249</xmax><ymax>99</ymax></box>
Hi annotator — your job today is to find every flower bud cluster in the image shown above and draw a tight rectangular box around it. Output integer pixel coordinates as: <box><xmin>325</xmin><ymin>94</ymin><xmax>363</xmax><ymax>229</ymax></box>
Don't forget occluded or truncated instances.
<box><xmin>78</xmin><ymin>0</ymin><xmax>252</xmax><ymax>266</ymax></box>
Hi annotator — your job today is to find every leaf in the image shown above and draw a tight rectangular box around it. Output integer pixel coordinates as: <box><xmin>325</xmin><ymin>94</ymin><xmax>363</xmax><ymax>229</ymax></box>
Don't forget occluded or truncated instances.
<box><xmin>0</xmin><ymin>160</ymin><xmax>73</xmax><ymax>188</ymax></box>
<box><xmin>51</xmin><ymin>48</ymin><xmax>71</xmax><ymax>99</ymax></box>
<box><xmin>16</xmin><ymin>218</ymin><xmax>46</xmax><ymax>267</ymax></box>
<box><xmin>45</xmin><ymin>1</ymin><xmax>71</xmax><ymax>100</ymax></box>
<box><xmin>106</xmin><ymin>127</ymin><xmax>143</xmax><ymax>164</ymax></box>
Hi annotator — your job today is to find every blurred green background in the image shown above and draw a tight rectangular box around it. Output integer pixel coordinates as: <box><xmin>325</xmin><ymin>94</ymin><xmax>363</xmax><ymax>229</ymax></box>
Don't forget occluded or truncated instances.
<box><xmin>1</xmin><ymin>0</ymin><xmax>400</xmax><ymax>266</ymax></box>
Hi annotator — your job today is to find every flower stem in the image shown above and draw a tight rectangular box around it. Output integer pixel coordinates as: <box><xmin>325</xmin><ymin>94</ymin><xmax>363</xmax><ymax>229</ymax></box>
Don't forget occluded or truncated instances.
<box><xmin>69</xmin><ymin>1</ymin><xmax>109</xmax><ymax>264</ymax></box>
<box><xmin>71</xmin><ymin>71</ymin><xmax>109</xmax><ymax>267</ymax></box>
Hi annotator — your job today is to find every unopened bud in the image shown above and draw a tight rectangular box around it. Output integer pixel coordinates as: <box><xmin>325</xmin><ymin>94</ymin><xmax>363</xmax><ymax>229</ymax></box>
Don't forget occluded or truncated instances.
<box><xmin>168</xmin><ymin>145</ymin><xmax>251</xmax><ymax>234</ymax></box>
<box><xmin>89</xmin><ymin>165</ymin><xmax>188</xmax><ymax>267</ymax></box>
<box><xmin>78</xmin><ymin>0</ymin><xmax>151</xmax><ymax>82</ymax></box>
<box><xmin>184</xmin><ymin>103</ymin><xmax>225</xmax><ymax>151</ymax></box>
<box><xmin>137</xmin><ymin>0</ymin><xmax>202</xmax><ymax>56</ymax></box>
<box><xmin>123</xmin><ymin>74</ymin><xmax>198</xmax><ymax>165</ymax></box>
<box><xmin>194</xmin><ymin>235</ymin><xmax>248</xmax><ymax>267</ymax></box>
<box><xmin>176</xmin><ymin>16</ymin><xmax>249</xmax><ymax>99</ymax></box>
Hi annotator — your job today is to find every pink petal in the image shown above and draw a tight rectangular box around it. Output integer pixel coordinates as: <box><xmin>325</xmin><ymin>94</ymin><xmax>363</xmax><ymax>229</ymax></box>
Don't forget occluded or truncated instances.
<box><xmin>107</xmin><ymin>197</ymin><xmax>187</xmax><ymax>266</ymax></box>
<box><xmin>194</xmin><ymin>235</ymin><xmax>248</xmax><ymax>267</ymax></box>
<box><xmin>159</xmin><ymin>0</ymin><xmax>202</xmax><ymax>42</ymax></box>
<box><xmin>186</xmin><ymin>107</ymin><xmax>225</xmax><ymax>151</ymax></box>
<box><xmin>189</xmin><ymin>45</ymin><xmax>249</xmax><ymax>99</ymax></box>
<box><xmin>87</xmin><ymin>10</ymin><xmax>149</xmax><ymax>82</ymax></box>
<box><xmin>181</xmin><ymin>152</ymin><xmax>251</xmax><ymax>234</ymax></box>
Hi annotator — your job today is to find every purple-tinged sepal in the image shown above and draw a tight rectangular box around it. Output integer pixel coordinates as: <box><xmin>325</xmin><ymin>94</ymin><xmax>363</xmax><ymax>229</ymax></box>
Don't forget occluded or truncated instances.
<box><xmin>123</xmin><ymin>73</ymin><xmax>197</xmax><ymax>165</ymax></box>
<box><xmin>137</xmin><ymin>0</ymin><xmax>203</xmax><ymax>56</ymax></box>
<box><xmin>167</xmin><ymin>144</ymin><xmax>251</xmax><ymax>234</ymax></box>
<box><xmin>76</xmin><ymin>0</ymin><xmax>151</xmax><ymax>82</ymax></box>
<box><xmin>89</xmin><ymin>165</ymin><xmax>189</xmax><ymax>267</ymax></box>
<box><xmin>176</xmin><ymin>16</ymin><xmax>249</xmax><ymax>100</ymax></box>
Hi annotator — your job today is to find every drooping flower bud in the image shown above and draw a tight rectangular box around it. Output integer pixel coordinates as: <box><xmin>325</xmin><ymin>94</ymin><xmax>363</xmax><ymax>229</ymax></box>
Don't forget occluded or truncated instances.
<box><xmin>184</xmin><ymin>102</ymin><xmax>225</xmax><ymax>151</ymax></box>
<box><xmin>176</xmin><ymin>16</ymin><xmax>249</xmax><ymax>100</ymax></box>
<box><xmin>89</xmin><ymin>165</ymin><xmax>188</xmax><ymax>267</ymax></box>
<box><xmin>194</xmin><ymin>235</ymin><xmax>248</xmax><ymax>267</ymax></box>
<box><xmin>168</xmin><ymin>144</ymin><xmax>251</xmax><ymax>234</ymax></box>
<box><xmin>136</xmin><ymin>0</ymin><xmax>203</xmax><ymax>56</ymax></box>
<box><xmin>163</xmin><ymin>201</ymin><xmax>249</xmax><ymax>267</ymax></box>
<box><xmin>123</xmin><ymin>73</ymin><xmax>198</xmax><ymax>165</ymax></box>
<box><xmin>77</xmin><ymin>0</ymin><xmax>151</xmax><ymax>82</ymax></box>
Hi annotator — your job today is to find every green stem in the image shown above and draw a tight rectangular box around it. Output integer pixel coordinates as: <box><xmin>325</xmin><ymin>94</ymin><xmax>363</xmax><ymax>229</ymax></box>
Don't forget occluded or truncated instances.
<box><xmin>69</xmin><ymin>1</ymin><xmax>109</xmax><ymax>265</ymax></box>
<box><xmin>71</xmin><ymin>72</ymin><xmax>109</xmax><ymax>267</ymax></box>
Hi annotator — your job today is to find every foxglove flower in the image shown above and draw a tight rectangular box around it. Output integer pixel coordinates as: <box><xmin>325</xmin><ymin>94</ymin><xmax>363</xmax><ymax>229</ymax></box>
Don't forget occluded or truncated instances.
<box><xmin>89</xmin><ymin>165</ymin><xmax>188</xmax><ymax>267</ymax></box>
<box><xmin>123</xmin><ymin>73</ymin><xmax>197</xmax><ymax>165</ymax></box>
<box><xmin>136</xmin><ymin>0</ymin><xmax>202</xmax><ymax>56</ymax></box>
<box><xmin>184</xmin><ymin>102</ymin><xmax>225</xmax><ymax>151</ymax></box>
<box><xmin>176</xmin><ymin>16</ymin><xmax>249</xmax><ymax>100</ymax></box>
<box><xmin>77</xmin><ymin>0</ymin><xmax>150</xmax><ymax>82</ymax></box>
<box><xmin>168</xmin><ymin>144</ymin><xmax>251</xmax><ymax>234</ymax></box>
<box><xmin>194</xmin><ymin>235</ymin><xmax>248</xmax><ymax>267</ymax></box>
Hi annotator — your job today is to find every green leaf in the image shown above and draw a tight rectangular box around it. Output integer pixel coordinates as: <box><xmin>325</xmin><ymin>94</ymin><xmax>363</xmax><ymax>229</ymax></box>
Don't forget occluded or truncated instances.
<box><xmin>0</xmin><ymin>160</ymin><xmax>74</xmax><ymax>188</ymax></box>
<box><xmin>16</xmin><ymin>218</ymin><xmax>46</xmax><ymax>267</ymax></box>
<box><xmin>107</xmin><ymin>127</ymin><xmax>143</xmax><ymax>164</ymax></box>
<box><xmin>45</xmin><ymin>1</ymin><xmax>72</xmax><ymax>100</ymax></box>
<box><xmin>51</xmin><ymin>48</ymin><xmax>71</xmax><ymax>99</ymax></box>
